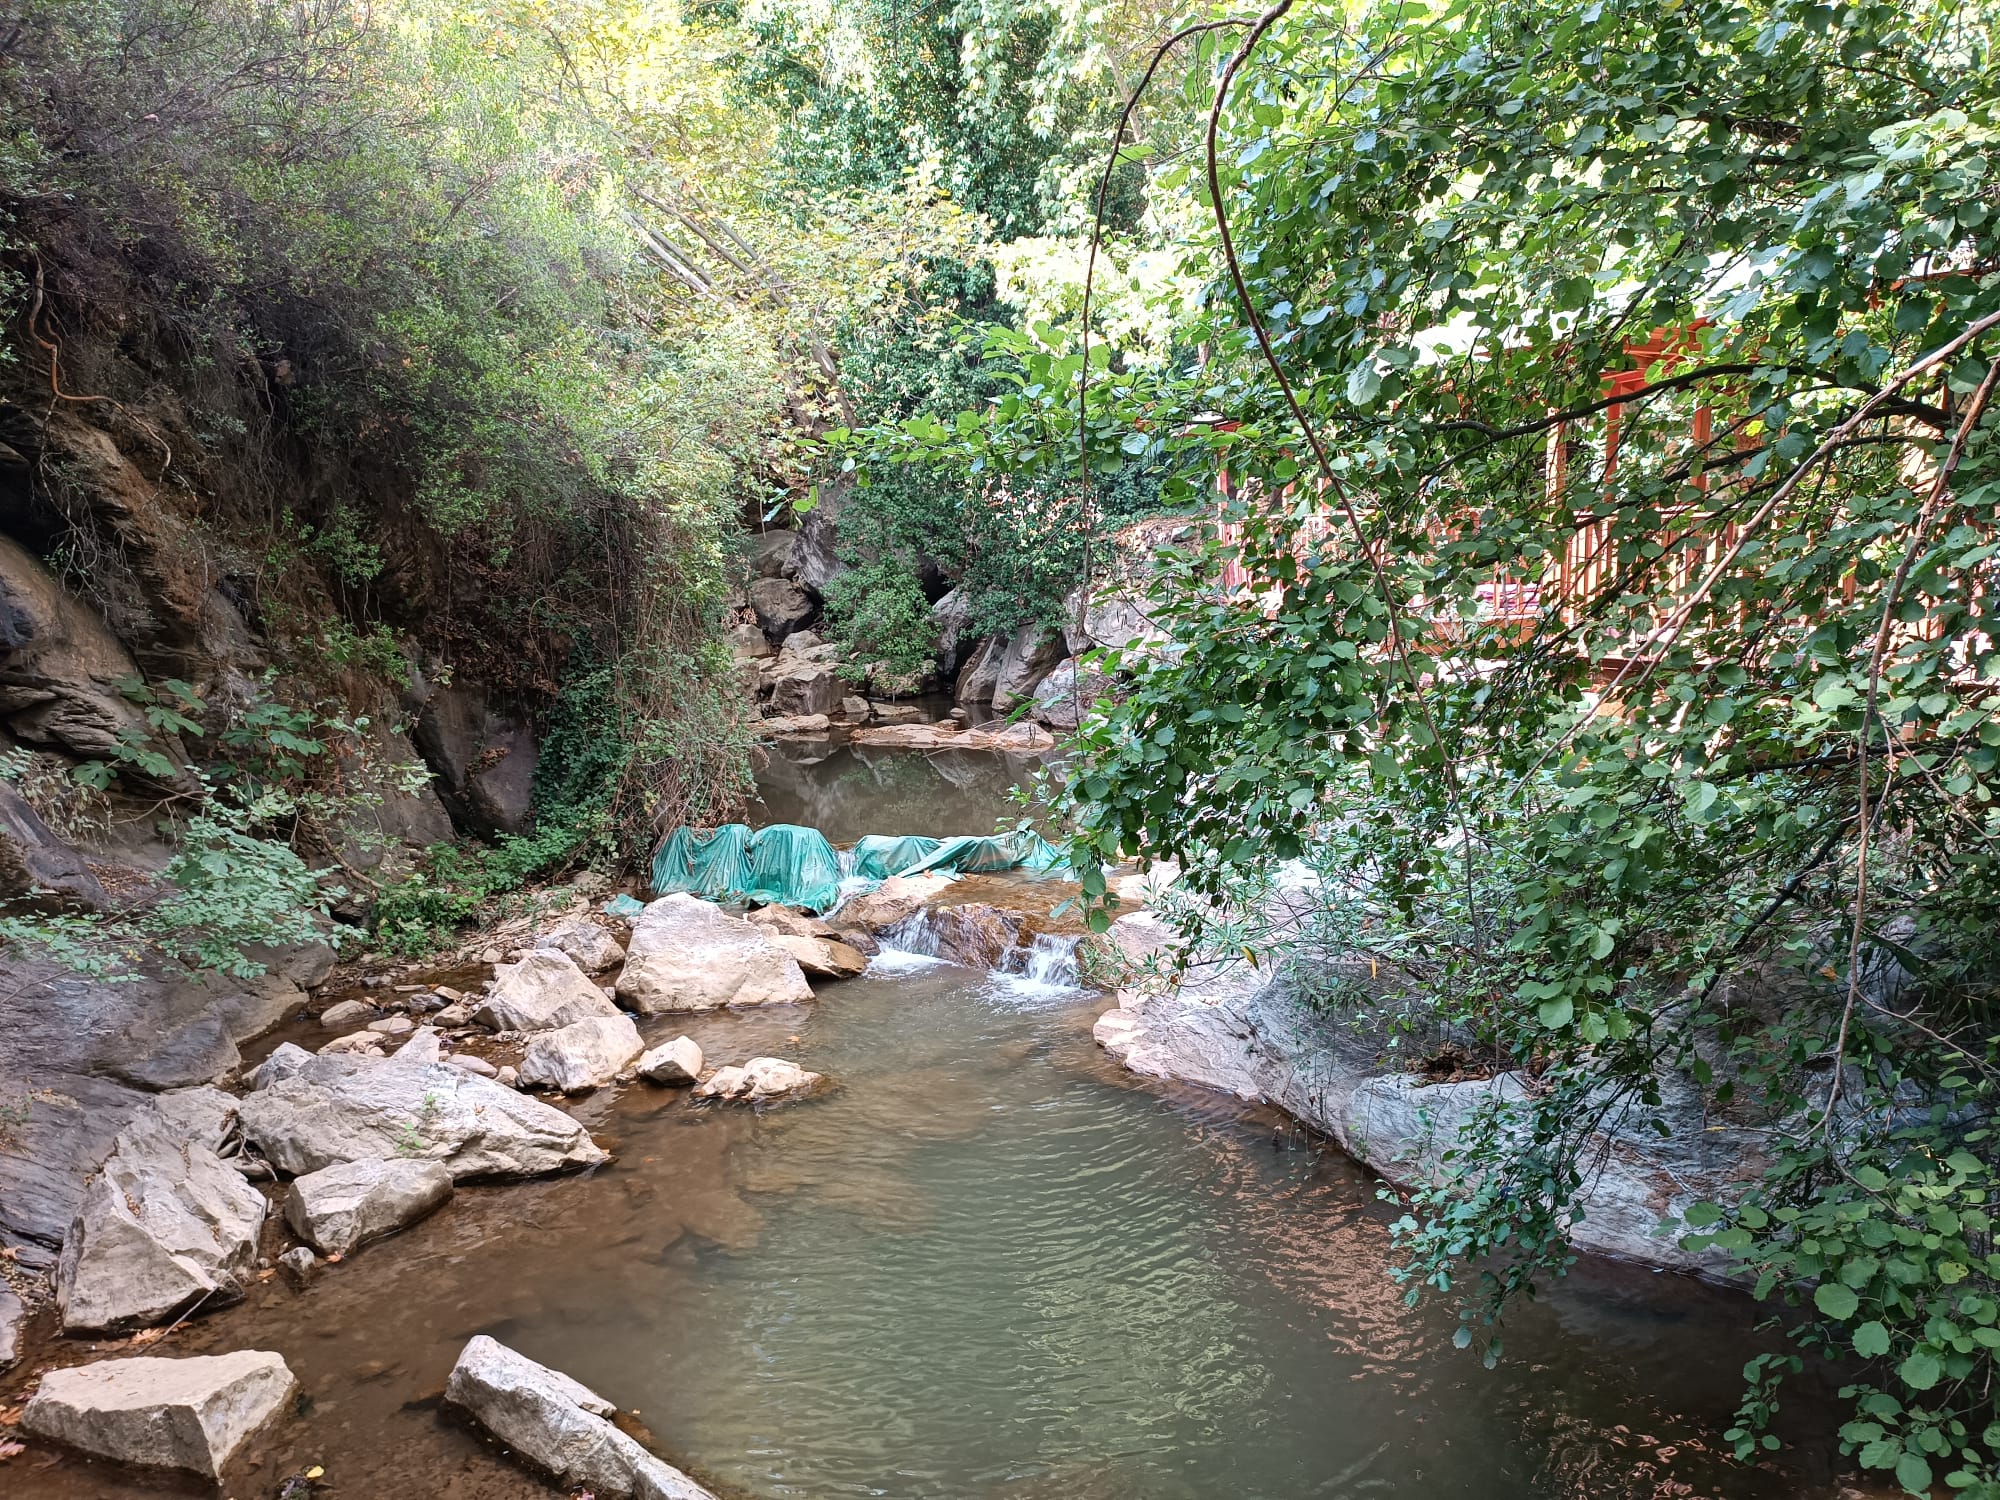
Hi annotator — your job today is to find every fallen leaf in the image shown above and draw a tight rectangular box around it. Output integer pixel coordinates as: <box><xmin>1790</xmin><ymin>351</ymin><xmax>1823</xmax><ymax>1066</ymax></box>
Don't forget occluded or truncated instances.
<box><xmin>126</xmin><ymin>1327</ymin><xmax>165</xmax><ymax>1346</ymax></box>
<box><xmin>0</xmin><ymin>1438</ymin><xmax>24</xmax><ymax>1460</ymax></box>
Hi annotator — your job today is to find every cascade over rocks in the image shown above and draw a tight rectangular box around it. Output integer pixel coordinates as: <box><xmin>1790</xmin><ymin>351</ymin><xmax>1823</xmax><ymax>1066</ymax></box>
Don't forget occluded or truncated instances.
<box><xmin>22</xmin><ymin>1350</ymin><xmax>297</xmax><ymax>1479</ymax></box>
<box><xmin>616</xmin><ymin>894</ymin><xmax>813</xmax><ymax>1012</ymax></box>
<box><xmin>55</xmin><ymin>1088</ymin><xmax>265</xmax><ymax>1334</ymax></box>
<box><xmin>833</xmin><ymin>873</ymin><xmax>953</xmax><ymax>933</ymax></box>
<box><xmin>445</xmin><ymin>1335</ymin><xmax>717</xmax><ymax>1500</ymax></box>
<box><xmin>237</xmin><ymin>1051</ymin><xmax>608</xmax><ymax>1179</ymax></box>
<box><xmin>476</xmin><ymin>949</ymin><xmax>623</xmax><ymax>1032</ymax></box>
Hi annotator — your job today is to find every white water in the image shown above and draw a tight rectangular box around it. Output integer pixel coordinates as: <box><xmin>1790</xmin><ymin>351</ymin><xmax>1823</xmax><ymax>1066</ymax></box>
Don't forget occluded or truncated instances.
<box><xmin>873</xmin><ymin>913</ymin><xmax>1082</xmax><ymax>1000</ymax></box>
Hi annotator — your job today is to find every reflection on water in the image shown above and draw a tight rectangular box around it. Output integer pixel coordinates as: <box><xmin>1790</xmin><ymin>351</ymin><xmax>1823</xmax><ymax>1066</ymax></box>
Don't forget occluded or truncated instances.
<box><xmin>2</xmin><ymin>748</ymin><xmax>1844</xmax><ymax>1500</ymax></box>
<box><xmin>748</xmin><ymin>740</ymin><xmax>1052</xmax><ymax>843</ymax></box>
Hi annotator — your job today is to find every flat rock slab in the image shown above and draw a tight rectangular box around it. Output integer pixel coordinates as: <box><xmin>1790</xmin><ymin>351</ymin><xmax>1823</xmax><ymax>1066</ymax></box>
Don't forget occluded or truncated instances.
<box><xmin>56</xmin><ymin>1091</ymin><xmax>266</xmax><ymax>1334</ymax></box>
<box><xmin>283</xmin><ymin>1157</ymin><xmax>454</xmax><ymax>1256</ymax></box>
<box><xmin>616</xmin><ymin>895</ymin><xmax>812</xmax><ymax>1013</ymax></box>
<box><xmin>518</xmin><ymin>1014</ymin><xmax>644</xmax><ymax>1094</ymax></box>
<box><xmin>23</xmin><ymin>1350</ymin><xmax>297</xmax><ymax>1478</ymax></box>
<box><xmin>476</xmin><ymin>950</ymin><xmax>622</xmax><ymax>1032</ymax></box>
<box><xmin>445</xmin><ymin>1335</ymin><xmax>716</xmax><ymax>1500</ymax></box>
<box><xmin>238</xmin><ymin>1052</ymin><xmax>607</xmax><ymax>1180</ymax></box>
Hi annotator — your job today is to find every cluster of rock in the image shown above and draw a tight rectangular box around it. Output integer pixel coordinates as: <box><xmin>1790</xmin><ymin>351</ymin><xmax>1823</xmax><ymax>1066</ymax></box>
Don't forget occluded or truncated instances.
<box><xmin>1088</xmin><ymin>901</ymin><xmax>1765</xmax><ymax>1274</ymax></box>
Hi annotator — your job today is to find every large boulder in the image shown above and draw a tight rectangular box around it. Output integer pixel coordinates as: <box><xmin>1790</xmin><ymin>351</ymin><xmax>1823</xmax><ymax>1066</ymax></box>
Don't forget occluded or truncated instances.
<box><xmin>766</xmin><ymin>660</ymin><xmax>842</xmax><ymax>718</ymax></box>
<box><xmin>55</xmin><ymin>1090</ymin><xmax>266</xmax><ymax>1334</ymax></box>
<box><xmin>930</xmin><ymin>587</ymin><xmax>974</xmax><ymax>677</ymax></box>
<box><xmin>748</xmin><ymin>577</ymin><xmax>816</xmax><ymax>642</ymax></box>
<box><xmin>475</xmin><ymin>950</ymin><xmax>622</xmax><ymax>1032</ymax></box>
<box><xmin>444</xmin><ymin>1335</ymin><xmax>717</xmax><ymax>1500</ymax></box>
<box><xmin>1030</xmin><ymin>660</ymin><xmax>1109</xmax><ymax>732</ymax></box>
<box><xmin>410</xmin><ymin>677</ymin><xmax>538</xmax><ymax>837</ymax></box>
<box><xmin>23</xmin><ymin>1350</ymin><xmax>297</xmax><ymax>1479</ymax></box>
<box><xmin>770</xmin><ymin>932</ymin><xmax>866</xmax><ymax>980</ymax></box>
<box><xmin>534</xmin><ymin>918</ymin><xmax>624</xmax><ymax>975</ymax></box>
<box><xmin>990</xmin><ymin>622</ymin><xmax>1067</xmax><ymax>713</ymax></box>
<box><xmin>954</xmin><ymin>637</ymin><xmax>1001</xmax><ymax>705</ymax></box>
<box><xmin>282</xmin><ymin>1157</ymin><xmax>454</xmax><ymax>1256</ymax></box>
<box><xmin>750</xmin><ymin>530</ymin><xmax>799</xmax><ymax>579</ymax></box>
<box><xmin>0</xmin><ymin>1283</ymin><xmax>21</xmax><ymax>1368</ymax></box>
<box><xmin>518</xmin><ymin>1014</ymin><xmax>644</xmax><ymax>1093</ymax></box>
<box><xmin>0</xmin><ymin>532</ymin><xmax>194</xmax><ymax>785</ymax></box>
<box><xmin>694</xmin><ymin>1056</ymin><xmax>822</xmax><ymax>1103</ymax></box>
<box><xmin>746</xmin><ymin>905</ymin><xmax>841</xmax><ymax>942</ymax></box>
<box><xmin>616</xmin><ymin>895</ymin><xmax>813</xmax><ymax>1013</ymax></box>
<box><xmin>0</xmin><ymin>781</ymin><xmax>107</xmax><ymax>907</ymax></box>
<box><xmin>237</xmin><ymin>1051</ymin><xmax>608</xmax><ymax>1179</ymax></box>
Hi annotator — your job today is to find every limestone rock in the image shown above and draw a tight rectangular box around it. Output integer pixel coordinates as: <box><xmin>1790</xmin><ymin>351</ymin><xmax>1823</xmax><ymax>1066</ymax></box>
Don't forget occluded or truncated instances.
<box><xmin>320</xmin><ymin>999</ymin><xmax>373</xmax><ymax>1028</ymax></box>
<box><xmin>954</xmin><ymin>637</ymin><xmax>1000</xmax><ymax>704</ymax></box>
<box><xmin>771</xmin><ymin>932</ymin><xmax>866</xmax><ymax>980</ymax></box>
<box><xmin>991</xmin><ymin>622</ymin><xmax>1067</xmax><ymax>713</ymax></box>
<box><xmin>535</xmin><ymin>917</ymin><xmax>623</xmax><ymax>975</ymax></box>
<box><xmin>888</xmin><ymin>903</ymin><xmax>1023</xmax><ymax>970</ymax></box>
<box><xmin>832</xmin><ymin>873</ymin><xmax>953</xmax><ymax>933</ymax></box>
<box><xmin>518</xmin><ymin>1014</ymin><xmax>644</xmax><ymax>1093</ymax></box>
<box><xmin>728</xmin><ymin>622</ymin><xmax>773</xmax><ymax>661</ymax></box>
<box><xmin>237</xmin><ymin>1051</ymin><xmax>607</xmax><ymax>1180</ymax></box>
<box><xmin>106</xmin><ymin>1013</ymin><xmax>240</xmax><ymax>1091</ymax></box>
<box><xmin>0</xmin><ymin>1283</ymin><xmax>23</xmax><ymax>1368</ymax></box>
<box><xmin>444</xmin><ymin>1335</ymin><xmax>716</xmax><ymax>1500</ymax></box>
<box><xmin>748</xmin><ymin>577</ymin><xmax>816</xmax><ymax>641</ymax></box>
<box><xmin>411</xmin><ymin>678</ymin><xmax>538</xmax><ymax>837</ymax></box>
<box><xmin>55</xmin><ymin>1094</ymin><xmax>266</xmax><ymax>1334</ymax></box>
<box><xmin>445</xmin><ymin>1052</ymin><xmax>498</xmax><ymax>1078</ymax></box>
<box><xmin>319</xmin><ymin>1032</ymin><xmax>384</xmax><ymax>1058</ymax></box>
<box><xmin>277</xmin><ymin>1246</ymin><xmax>317</xmax><ymax>1288</ymax></box>
<box><xmin>475</xmin><ymin>950</ymin><xmax>622</xmax><ymax>1032</ymax></box>
<box><xmin>244</xmin><ymin>1042</ymin><xmax>314</xmax><ymax>1091</ymax></box>
<box><xmin>838</xmin><ymin>694</ymin><xmax>872</xmax><ymax>723</ymax></box>
<box><xmin>747</xmin><ymin>905</ymin><xmax>841</xmax><ymax>942</ymax></box>
<box><xmin>750</xmin><ymin>529</ymin><xmax>799</xmax><ymax>579</ymax></box>
<box><xmin>283</xmin><ymin>1157</ymin><xmax>453</xmax><ymax>1256</ymax></box>
<box><xmin>848</xmin><ymin>722</ymin><xmax>1052</xmax><ymax>752</ymax></box>
<box><xmin>766</xmin><ymin>660</ymin><xmax>841</xmax><ymax>718</ymax></box>
<box><xmin>637</xmin><ymin>1036</ymin><xmax>703</xmax><ymax>1086</ymax></box>
<box><xmin>368</xmin><ymin>1015</ymin><xmax>416</xmax><ymax>1036</ymax></box>
<box><xmin>0</xmin><ymin>781</ymin><xmax>107</xmax><ymax>907</ymax></box>
<box><xmin>22</xmin><ymin>1350</ymin><xmax>297</xmax><ymax>1479</ymax></box>
<box><xmin>758</xmin><ymin>712</ymin><xmax>832</xmax><ymax>737</ymax></box>
<box><xmin>693</xmin><ymin>1056</ymin><xmax>822</xmax><ymax>1103</ymax></box>
<box><xmin>616</xmin><ymin>894</ymin><xmax>813</xmax><ymax>1013</ymax></box>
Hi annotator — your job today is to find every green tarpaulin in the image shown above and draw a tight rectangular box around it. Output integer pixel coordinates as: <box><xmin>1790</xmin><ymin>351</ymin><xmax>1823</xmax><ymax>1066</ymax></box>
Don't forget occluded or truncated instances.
<box><xmin>653</xmin><ymin>824</ymin><xmax>1066</xmax><ymax>913</ymax></box>
<box><xmin>652</xmin><ymin>823</ymin><xmax>844</xmax><ymax>913</ymax></box>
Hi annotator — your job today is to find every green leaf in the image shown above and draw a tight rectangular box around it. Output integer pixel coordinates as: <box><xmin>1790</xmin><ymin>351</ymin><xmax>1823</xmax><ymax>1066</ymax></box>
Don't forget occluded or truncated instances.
<box><xmin>1894</xmin><ymin>1453</ymin><xmax>1933</xmax><ymax>1495</ymax></box>
<box><xmin>1899</xmin><ymin>1351</ymin><xmax>1942</xmax><ymax>1391</ymax></box>
<box><xmin>1815</xmin><ymin>1283</ymin><xmax>1860</xmax><ymax>1320</ymax></box>
<box><xmin>1537</xmin><ymin>995</ymin><xmax>1573</xmax><ymax>1028</ymax></box>
<box><xmin>1853</xmin><ymin>1322</ymin><xmax>1891</xmax><ymax>1358</ymax></box>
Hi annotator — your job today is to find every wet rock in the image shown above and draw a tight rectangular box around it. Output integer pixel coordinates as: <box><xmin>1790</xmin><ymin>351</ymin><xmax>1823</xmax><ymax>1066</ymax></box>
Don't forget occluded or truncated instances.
<box><xmin>445</xmin><ymin>1052</ymin><xmax>498</xmax><ymax>1078</ymax></box>
<box><xmin>55</xmin><ymin>1091</ymin><xmax>266</xmax><ymax>1333</ymax></box>
<box><xmin>0</xmin><ymin>781</ymin><xmax>108</xmax><ymax>908</ymax></box>
<box><xmin>1092</xmin><ymin>1007</ymin><xmax>1142</xmax><ymax>1054</ymax></box>
<box><xmin>518</xmin><ymin>1014</ymin><xmax>644</xmax><ymax>1094</ymax></box>
<box><xmin>475</xmin><ymin>950</ymin><xmax>623</xmax><ymax>1032</ymax></box>
<box><xmin>833</xmin><ymin>873</ymin><xmax>954</xmax><ymax>933</ymax></box>
<box><xmin>869</xmin><ymin>702</ymin><xmax>926</xmax><ymax>726</ymax></box>
<box><xmin>106</xmin><ymin>1013</ymin><xmax>240</xmax><ymax>1091</ymax></box>
<box><xmin>22</xmin><ymin>1350</ymin><xmax>297</xmax><ymax>1479</ymax></box>
<box><xmin>890</xmin><ymin>903</ymin><xmax>1023</xmax><ymax>970</ymax></box>
<box><xmin>991</xmin><ymin>622</ymin><xmax>1067</xmax><ymax>713</ymax></box>
<box><xmin>838</xmin><ymin>694</ymin><xmax>872</xmax><ymax>723</ymax></box>
<box><xmin>277</xmin><ymin>1245</ymin><xmax>317</xmax><ymax>1288</ymax></box>
<box><xmin>766</xmin><ymin>660</ymin><xmax>842</xmax><ymax>718</ymax></box>
<box><xmin>746</xmin><ymin>905</ymin><xmax>841</xmax><ymax>942</ymax></box>
<box><xmin>367</xmin><ymin>1015</ymin><xmax>416</xmax><ymax>1036</ymax></box>
<box><xmin>535</xmin><ymin>917</ymin><xmax>623</xmax><ymax>975</ymax></box>
<box><xmin>237</xmin><ymin>1052</ymin><xmax>607</xmax><ymax>1180</ymax></box>
<box><xmin>444</xmin><ymin>1335</ymin><xmax>717</xmax><ymax>1500</ymax></box>
<box><xmin>748</xmin><ymin>577</ymin><xmax>816</xmax><ymax>641</ymax></box>
<box><xmin>617</xmin><ymin>894</ymin><xmax>813</xmax><ymax>1013</ymax></box>
<box><xmin>320</xmin><ymin>999</ymin><xmax>373</xmax><ymax>1028</ymax></box>
<box><xmin>758</xmin><ymin>712</ymin><xmax>832</xmax><ymax>737</ymax></box>
<box><xmin>637</xmin><ymin>1036</ymin><xmax>703</xmax><ymax>1086</ymax></box>
<box><xmin>0</xmin><ymin>1283</ymin><xmax>23</xmax><ymax>1368</ymax></box>
<box><xmin>245</xmin><ymin>1043</ymin><xmax>314</xmax><ymax>1091</ymax></box>
<box><xmin>834</xmin><ymin>927</ymin><xmax>879</xmax><ymax>957</ymax></box>
<box><xmin>694</xmin><ymin>1056</ymin><xmax>821</xmax><ymax>1103</ymax></box>
<box><xmin>283</xmin><ymin>1157</ymin><xmax>454</xmax><ymax>1256</ymax></box>
<box><xmin>770</xmin><ymin>933</ymin><xmax>867</xmax><ymax>981</ymax></box>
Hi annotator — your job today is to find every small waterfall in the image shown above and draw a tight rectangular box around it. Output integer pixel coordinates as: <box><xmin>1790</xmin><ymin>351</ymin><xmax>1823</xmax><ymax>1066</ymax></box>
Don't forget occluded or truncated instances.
<box><xmin>1013</xmin><ymin>932</ymin><xmax>1081</xmax><ymax>988</ymax></box>
<box><xmin>879</xmin><ymin>909</ymin><xmax>944</xmax><ymax>957</ymax></box>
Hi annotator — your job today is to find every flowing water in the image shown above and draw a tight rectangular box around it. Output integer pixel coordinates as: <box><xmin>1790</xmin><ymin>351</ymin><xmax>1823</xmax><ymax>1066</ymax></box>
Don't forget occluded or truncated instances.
<box><xmin>2</xmin><ymin>748</ymin><xmax>1849</xmax><ymax>1500</ymax></box>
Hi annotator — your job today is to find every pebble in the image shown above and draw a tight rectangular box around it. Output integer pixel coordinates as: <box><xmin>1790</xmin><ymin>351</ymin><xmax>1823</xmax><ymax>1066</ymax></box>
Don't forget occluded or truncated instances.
<box><xmin>435</xmin><ymin>986</ymin><xmax>465</xmax><ymax>1003</ymax></box>
<box><xmin>393</xmin><ymin>984</ymin><xmax>422</xmax><ymax>994</ymax></box>
<box><xmin>278</xmin><ymin>1247</ymin><xmax>318</xmax><ymax>1288</ymax></box>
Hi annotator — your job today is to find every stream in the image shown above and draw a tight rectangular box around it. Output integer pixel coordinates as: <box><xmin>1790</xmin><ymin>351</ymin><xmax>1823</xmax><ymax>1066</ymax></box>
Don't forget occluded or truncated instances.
<box><xmin>5</xmin><ymin>743</ymin><xmax>1844</xmax><ymax>1499</ymax></box>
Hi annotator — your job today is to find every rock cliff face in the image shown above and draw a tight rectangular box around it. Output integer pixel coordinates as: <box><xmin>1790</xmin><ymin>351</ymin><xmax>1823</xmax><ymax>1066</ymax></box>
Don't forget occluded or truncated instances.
<box><xmin>1094</xmin><ymin>949</ymin><xmax>1766</xmax><ymax>1275</ymax></box>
